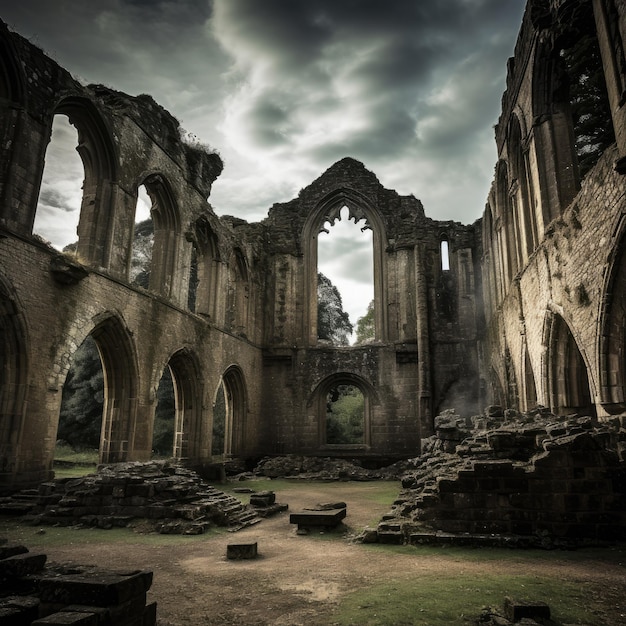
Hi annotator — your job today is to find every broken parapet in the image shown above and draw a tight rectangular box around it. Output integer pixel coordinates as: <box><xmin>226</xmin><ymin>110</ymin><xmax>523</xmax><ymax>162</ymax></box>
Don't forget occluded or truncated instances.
<box><xmin>368</xmin><ymin>408</ymin><xmax>626</xmax><ymax>547</ymax></box>
<box><xmin>0</xmin><ymin>539</ymin><xmax>156</xmax><ymax>625</ymax></box>
<box><xmin>0</xmin><ymin>461</ymin><xmax>261</xmax><ymax>534</ymax></box>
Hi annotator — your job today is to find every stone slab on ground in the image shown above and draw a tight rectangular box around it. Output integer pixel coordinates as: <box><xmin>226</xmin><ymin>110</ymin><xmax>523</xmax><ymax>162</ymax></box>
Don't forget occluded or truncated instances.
<box><xmin>226</xmin><ymin>542</ymin><xmax>258</xmax><ymax>560</ymax></box>
<box><xmin>503</xmin><ymin>597</ymin><xmax>551</xmax><ymax>622</ymax></box>
<box><xmin>289</xmin><ymin>507</ymin><xmax>346</xmax><ymax>529</ymax></box>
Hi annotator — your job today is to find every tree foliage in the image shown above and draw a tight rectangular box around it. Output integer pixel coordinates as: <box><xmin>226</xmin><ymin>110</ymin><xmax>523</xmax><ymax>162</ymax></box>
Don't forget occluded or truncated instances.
<box><xmin>58</xmin><ymin>336</ymin><xmax>103</xmax><ymax>449</ymax></box>
<box><xmin>317</xmin><ymin>272</ymin><xmax>353</xmax><ymax>345</ymax></box>
<box><xmin>562</xmin><ymin>31</ymin><xmax>615</xmax><ymax>177</ymax></box>
<box><xmin>326</xmin><ymin>384</ymin><xmax>364</xmax><ymax>444</ymax></box>
<box><xmin>355</xmin><ymin>300</ymin><xmax>375</xmax><ymax>344</ymax></box>
<box><xmin>152</xmin><ymin>366</ymin><xmax>175</xmax><ymax>456</ymax></box>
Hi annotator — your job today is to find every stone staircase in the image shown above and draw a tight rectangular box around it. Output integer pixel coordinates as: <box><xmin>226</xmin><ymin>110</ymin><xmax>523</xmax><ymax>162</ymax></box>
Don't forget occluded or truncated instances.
<box><xmin>0</xmin><ymin>462</ymin><xmax>263</xmax><ymax>534</ymax></box>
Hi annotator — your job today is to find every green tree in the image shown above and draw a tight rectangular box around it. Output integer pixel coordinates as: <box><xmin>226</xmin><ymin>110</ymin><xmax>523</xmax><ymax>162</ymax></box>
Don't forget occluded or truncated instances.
<box><xmin>152</xmin><ymin>367</ymin><xmax>175</xmax><ymax>456</ymax></box>
<box><xmin>317</xmin><ymin>272</ymin><xmax>353</xmax><ymax>345</ymax></box>
<box><xmin>355</xmin><ymin>300</ymin><xmax>375</xmax><ymax>344</ymax></box>
<box><xmin>326</xmin><ymin>384</ymin><xmax>364</xmax><ymax>444</ymax></box>
<box><xmin>562</xmin><ymin>31</ymin><xmax>615</xmax><ymax>177</ymax></box>
<box><xmin>58</xmin><ymin>336</ymin><xmax>103</xmax><ymax>449</ymax></box>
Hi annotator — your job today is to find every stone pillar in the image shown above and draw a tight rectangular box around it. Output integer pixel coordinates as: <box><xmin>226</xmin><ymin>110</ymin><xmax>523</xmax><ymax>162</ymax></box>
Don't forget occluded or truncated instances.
<box><xmin>414</xmin><ymin>245</ymin><xmax>432</xmax><ymax>438</ymax></box>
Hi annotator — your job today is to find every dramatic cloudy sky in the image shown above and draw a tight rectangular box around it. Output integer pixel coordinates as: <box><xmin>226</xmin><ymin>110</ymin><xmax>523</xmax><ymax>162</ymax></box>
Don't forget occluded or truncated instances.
<box><xmin>1</xmin><ymin>0</ymin><xmax>526</xmax><ymax>333</ymax></box>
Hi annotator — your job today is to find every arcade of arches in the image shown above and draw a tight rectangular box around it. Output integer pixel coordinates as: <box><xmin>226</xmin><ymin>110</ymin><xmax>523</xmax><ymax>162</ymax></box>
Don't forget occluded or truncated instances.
<box><xmin>2</xmin><ymin>0</ymin><xmax>626</xmax><ymax>488</ymax></box>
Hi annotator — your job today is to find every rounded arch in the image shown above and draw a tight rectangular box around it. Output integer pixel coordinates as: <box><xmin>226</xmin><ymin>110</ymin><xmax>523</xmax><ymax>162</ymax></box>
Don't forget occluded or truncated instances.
<box><xmin>308</xmin><ymin>372</ymin><xmax>378</xmax><ymax>448</ymax></box>
<box><xmin>303</xmin><ymin>187</ymin><xmax>388</xmax><ymax>345</ymax></box>
<box><xmin>134</xmin><ymin>173</ymin><xmax>182</xmax><ymax>299</ymax></box>
<box><xmin>217</xmin><ymin>365</ymin><xmax>248</xmax><ymax>456</ymax></box>
<box><xmin>53</xmin><ymin>97</ymin><xmax>118</xmax><ymax>268</ymax></box>
<box><xmin>0</xmin><ymin>275</ymin><xmax>29</xmax><ymax>485</ymax></box>
<box><xmin>543</xmin><ymin>310</ymin><xmax>595</xmax><ymax>416</ymax></box>
<box><xmin>90</xmin><ymin>313</ymin><xmax>139</xmax><ymax>463</ymax></box>
<box><xmin>598</xmin><ymin>215</ymin><xmax>626</xmax><ymax>412</ymax></box>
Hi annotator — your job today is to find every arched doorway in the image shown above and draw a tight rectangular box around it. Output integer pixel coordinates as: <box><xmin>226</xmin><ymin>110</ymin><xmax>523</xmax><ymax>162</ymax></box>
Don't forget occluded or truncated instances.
<box><xmin>90</xmin><ymin>315</ymin><xmax>139</xmax><ymax>463</ymax></box>
<box><xmin>312</xmin><ymin>373</ymin><xmax>372</xmax><ymax>449</ymax></box>
<box><xmin>546</xmin><ymin>314</ymin><xmax>594</xmax><ymax>416</ymax></box>
<box><xmin>57</xmin><ymin>335</ymin><xmax>103</xmax><ymax>464</ymax></box>
<box><xmin>213</xmin><ymin>367</ymin><xmax>247</xmax><ymax>457</ymax></box>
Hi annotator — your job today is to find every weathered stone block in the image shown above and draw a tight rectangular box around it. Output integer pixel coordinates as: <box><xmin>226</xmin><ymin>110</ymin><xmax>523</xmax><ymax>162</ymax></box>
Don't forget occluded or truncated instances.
<box><xmin>289</xmin><ymin>507</ymin><xmax>346</xmax><ymax>528</ymax></box>
<box><xmin>503</xmin><ymin>597</ymin><xmax>550</xmax><ymax>622</ymax></box>
<box><xmin>226</xmin><ymin>542</ymin><xmax>258</xmax><ymax>559</ymax></box>
<box><xmin>0</xmin><ymin>552</ymin><xmax>47</xmax><ymax>578</ymax></box>
<box><xmin>32</xmin><ymin>611</ymin><xmax>99</xmax><ymax>625</ymax></box>
<box><xmin>38</xmin><ymin>571</ymin><xmax>153</xmax><ymax>607</ymax></box>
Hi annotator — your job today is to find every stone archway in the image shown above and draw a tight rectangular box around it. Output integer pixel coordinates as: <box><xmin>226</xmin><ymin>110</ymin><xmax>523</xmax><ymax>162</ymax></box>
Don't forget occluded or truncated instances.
<box><xmin>303</xmin><ymin>188</ymin><xmax>388</xmax><ymax>346</ymax></box>
<box><xmin>545</xmin><ymin>313</ymin><xmax>594</xmax><ymax>416</ymax></box>
<box><xmin>90</xmin><ymin>315</ymin><xmax>139</xmax><ymax>463</ymax></box>
<box><xmin>218</xmin><ymin>366</ymin><xmax>247</xmax><ymax>457</ymax></box>
<box><xmin>54</xmin><ymin>97</ymin><xmax>118</xmax><ymax>269</ymax></box>
<box><xmin>310</xmin><ymin>373</ymin><xmax>375</xmax><ymax>450</ymax></box>
<box><xmin>166</xmin><ymin>349</ymin><xmax>203</xmax><ymax>461</ymax></box>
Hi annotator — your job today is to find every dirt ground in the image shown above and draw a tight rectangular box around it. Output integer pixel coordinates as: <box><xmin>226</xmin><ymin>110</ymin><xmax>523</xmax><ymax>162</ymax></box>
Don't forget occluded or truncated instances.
<box><xmin>18</xmin><ymin>481</ymin><xmax>626</xmax><ymax>626</ymax></box>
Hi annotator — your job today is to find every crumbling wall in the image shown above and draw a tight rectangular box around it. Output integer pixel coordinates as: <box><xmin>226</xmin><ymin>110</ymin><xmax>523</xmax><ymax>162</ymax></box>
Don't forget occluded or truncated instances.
<box><xmin>481</xmin><ymin>0</ymin><xmax>626</xmax><ymax>417</ymax></box>
<box><xmin>0</xmin><ymin>20</ymin><xmax>265</xmax><ymax>488</ymax></box>
<box><xmin>373</xmin><ymin>408</ymin><xmax>626</xmax><ymax>546</ymax></box>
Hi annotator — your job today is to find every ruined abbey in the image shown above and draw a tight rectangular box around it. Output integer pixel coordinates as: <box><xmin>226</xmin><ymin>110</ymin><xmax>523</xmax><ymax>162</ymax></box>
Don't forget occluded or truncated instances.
<box><xmin>1</xmin><ymin>0</ymin><xmax>626</xmax><ymax>491</ymax></box>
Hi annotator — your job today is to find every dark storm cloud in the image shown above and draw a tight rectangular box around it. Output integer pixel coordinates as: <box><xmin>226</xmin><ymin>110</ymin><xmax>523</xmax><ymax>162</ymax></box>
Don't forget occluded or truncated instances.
<box><xmin>2</xmin><ymin>0</ymin><xmax>526</xmax><ymax>244</ymax></box>
<box><xmin>212</xmin><ymin>0</ymin><xmax>525</xmax><ymax>218</ymax></box>
<box><xmin>38</xmin><ymin>189</ymin><xmax>73</xmax><ymax>212</ymax></box>
<box><xmin>1</xmin><ymin>0</ymin><xmax>526</xmax><ymax>315</ymax></box>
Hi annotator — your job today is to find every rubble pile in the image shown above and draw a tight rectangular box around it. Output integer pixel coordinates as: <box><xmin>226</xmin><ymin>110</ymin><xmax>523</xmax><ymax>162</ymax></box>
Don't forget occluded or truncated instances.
<box><xmin>253</xmin><ymin>455</ymin><xmax>408</xmax><ymax>480</ymax></box>
<box><xmin>0</xmin><ymin>539</ymin><xmax>156</xmax><ymax>625</ymax></box>
<box><xmin>0</xmin><ymin>461</ymin><xmax>261</xmax><ymax>534</ymax></box>
<box><xmin>370</xmin><ymin>407</ymin><xmax>626</xmax><ymax>547</ymax></box>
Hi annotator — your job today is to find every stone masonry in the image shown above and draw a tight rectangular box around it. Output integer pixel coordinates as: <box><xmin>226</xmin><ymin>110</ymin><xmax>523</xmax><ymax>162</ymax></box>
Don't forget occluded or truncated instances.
<box><xmin>1</xmin><ymin>0</ymin><xmax>626</xmax><ymax>493</ymax></box>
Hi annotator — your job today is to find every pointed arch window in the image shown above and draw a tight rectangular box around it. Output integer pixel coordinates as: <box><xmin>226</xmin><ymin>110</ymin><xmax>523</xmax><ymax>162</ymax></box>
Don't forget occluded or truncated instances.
<box><xmin>303</xmin><ymin>189</ymin><xmax>388</xmax><ymax>346</ymax></box>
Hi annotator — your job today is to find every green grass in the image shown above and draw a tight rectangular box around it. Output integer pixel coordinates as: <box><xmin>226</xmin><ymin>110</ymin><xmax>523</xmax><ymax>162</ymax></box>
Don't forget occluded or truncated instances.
<box><xmin>53</xmin><ymin>444</ymin><xmax>99</xmax><ymax>465</ymax></box>
<box><xmin>330</xmin><ymin>572</ymin><xmax>606</xmax><ymax>625</ymax></box>
<box><xmin>52</xmin><ymin>466</ymin><xmax>97</xmax><ymax>478</ymax></box>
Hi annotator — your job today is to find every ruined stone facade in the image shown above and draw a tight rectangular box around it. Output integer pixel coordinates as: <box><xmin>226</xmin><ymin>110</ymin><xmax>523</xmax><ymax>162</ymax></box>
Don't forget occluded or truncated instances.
<box><xmin>1</xmin><ymin>0</ymin><xmax>626</xmax><ymax>489</ymax></box>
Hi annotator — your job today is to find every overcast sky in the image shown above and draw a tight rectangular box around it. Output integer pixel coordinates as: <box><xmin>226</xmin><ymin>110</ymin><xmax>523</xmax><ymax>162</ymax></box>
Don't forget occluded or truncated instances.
<box><xmin>1</xmin><ymin>0</ymin><xmax>526</xmax><ymax>335</ymax></box>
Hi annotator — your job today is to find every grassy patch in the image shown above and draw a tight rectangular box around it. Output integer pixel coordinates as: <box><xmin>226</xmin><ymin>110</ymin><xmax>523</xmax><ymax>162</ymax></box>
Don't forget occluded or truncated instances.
<box><xmin>331</xmin><ymin>572</ymin><xmax>604</xmax><ymax>625</ymax></box>
<box><xmin>53</xmin><ymin>466</ymin><xmax>97</xmax><ymax>479</ymax></box>
<box><xmin>53</xmin><ymin>444</ymin><xmax>99</xmax><ymax>465</ymax></box>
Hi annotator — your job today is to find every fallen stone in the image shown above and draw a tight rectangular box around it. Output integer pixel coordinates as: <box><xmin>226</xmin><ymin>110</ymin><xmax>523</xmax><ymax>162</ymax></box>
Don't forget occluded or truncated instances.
<box><xmin>503</xmin><ymin>597</ymin><xmax>550</xmax><ymax>622</ymax></box>
<box><xmin>226</xmin><ymin>542</ymin><xmax>258</xmax><ymax>560</ymax></box>
<box><xmin>290</xmin><ymin>507</ymin><xmax>346</xmax><ymax>529</ymax></box>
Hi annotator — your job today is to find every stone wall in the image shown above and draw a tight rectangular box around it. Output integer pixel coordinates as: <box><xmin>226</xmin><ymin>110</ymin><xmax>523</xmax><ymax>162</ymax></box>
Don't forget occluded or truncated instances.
<box><xmin>3</xmin><ymin>0</ymin><xmax>626</xmax><ymax>489</ymax></box>
<box><xmin>374</xmin><ymin>408</ymin><xmax>626</xmax><ymax>546</ymax></box>
<box><xmin>0</xmin><ymin>20</ymin><xmax>484</xmax><ymax>488</ymax></box>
